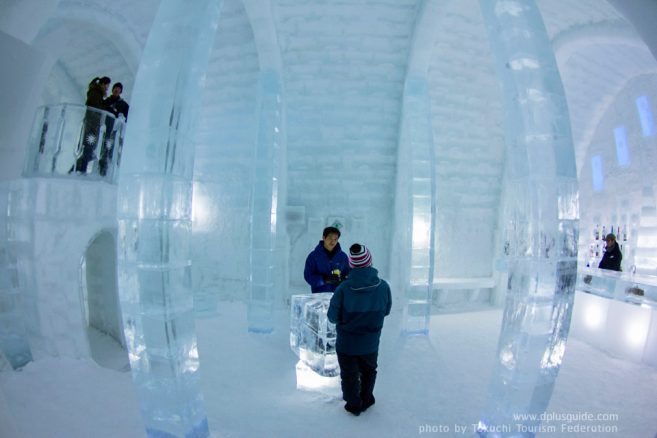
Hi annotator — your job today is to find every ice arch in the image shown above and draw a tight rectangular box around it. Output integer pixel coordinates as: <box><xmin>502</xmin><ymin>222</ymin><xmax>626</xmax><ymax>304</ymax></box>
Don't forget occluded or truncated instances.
<box><xmin>477</xmin><ymin>0</ymin><xmax>579</xmax><ymax>435</ymax></box>
<box><xmin>392</xmin><ymin>0</ymin><xmax>442</xmax><ymax>334</ymax></box>
<box><xmin>242</xmin><ymin>0</ymin><xmax>287</xmax><ymax>333</ymax></box>
<box><xmin>82</xmin><ymin>230</ymin><xmax>127</xmax><ymax>370</ymax></box>
<box><xmin>116</xmin><ymin>0</ymin><xmax>222</xmax><ymax>436</ymax></box>
<box><xmin>34</xmin><ymin>2</ymin><xmax>143</xmax><ymax>74</ymax></box>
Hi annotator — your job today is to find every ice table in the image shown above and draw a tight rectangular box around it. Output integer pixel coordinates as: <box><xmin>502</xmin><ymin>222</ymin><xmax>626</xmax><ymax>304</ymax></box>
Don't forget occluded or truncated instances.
<box><xmin>289</xmin><ymin>293</ymin><xmax>338</xmax><ymax>377</ymax></box>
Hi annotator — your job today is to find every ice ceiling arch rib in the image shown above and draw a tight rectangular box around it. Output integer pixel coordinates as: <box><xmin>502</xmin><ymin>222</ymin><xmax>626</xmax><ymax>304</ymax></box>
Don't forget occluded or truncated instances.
<box><xmin>478</xmin><ymin>0</ymin><xmax>579</xmax><ymax>436</ymax></box>
<box><xmin>116</xmin><ymin>0</ymin><xmax>222</xmax><ymax>436</ymax></box>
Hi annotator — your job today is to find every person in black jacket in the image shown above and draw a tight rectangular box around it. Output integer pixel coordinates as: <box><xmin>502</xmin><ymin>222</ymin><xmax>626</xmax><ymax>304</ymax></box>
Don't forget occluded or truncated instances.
<box><xmin>328</xmin><ymin>243</ymin><xmax>392</xmax><ymax>416</ymax></box>
<box><xmin>99</xmin><ymin>82</ymin><xmax>130</xmax><ymax>176</ymax></box>
<box><xmin>71</xmin><ymin>76</ymin><xmax>111</xmax><ymax>173</ymax></box>
<box><xmin>599</xmin><ymin>233</ymin><xmax>622</xmax><ymax>271</ymax></box>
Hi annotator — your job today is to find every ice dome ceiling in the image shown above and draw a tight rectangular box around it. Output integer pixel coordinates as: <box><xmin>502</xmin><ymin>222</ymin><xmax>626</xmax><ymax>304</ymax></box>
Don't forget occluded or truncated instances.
<box><xmin>6</xmin><ymin>0</ymin><xmax>657</xmax><ymax>278</ymax></box>
<box><xmin>15</xmin><ymin>0</ymin><xmax>653</xmax><ymax>280</ymax></box>
<box><xmin>32</xmin><ymin>0</ymin><xmax>657</xmax><ymax>166</ymax></box>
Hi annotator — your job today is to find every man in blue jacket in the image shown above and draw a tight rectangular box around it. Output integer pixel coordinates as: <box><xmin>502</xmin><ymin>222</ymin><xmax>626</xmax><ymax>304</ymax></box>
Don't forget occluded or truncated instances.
<box><xmin>304</xmin><ymin>226</ymin><xmax>350</xmax><ymax>293</ymax></box>
<box><xmin>328</xmin><ymin>243</ymin><xmax>392</xmax><ymax>416</ymax></box>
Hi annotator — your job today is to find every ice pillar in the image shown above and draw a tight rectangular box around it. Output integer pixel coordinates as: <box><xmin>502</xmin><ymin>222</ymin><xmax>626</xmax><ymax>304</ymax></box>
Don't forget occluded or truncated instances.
<box><xmin>478</xmin><ymin>1</ymin><xmax>579</xmax><ymax>436</ymax></box>
<box><xmin>116</xmin><ymin>0</ymin><xmax>221</xmax><ymax>437</ymax></box>
<box><xmin>395</xmin><ymin>76</ymin><xmax>436</xmax><ymax>336</ymax></box>
<box><xmin>247</xmin><ymin>70</ymin><xmax>284</xmax><ymax>333</ymax></box>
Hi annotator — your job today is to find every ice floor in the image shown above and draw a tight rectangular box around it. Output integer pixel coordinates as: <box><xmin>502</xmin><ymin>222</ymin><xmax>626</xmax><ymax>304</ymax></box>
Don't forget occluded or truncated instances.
<box><xmin>1</xmin><ymin>302</ymin><xmax>656</xmax><ymax>437</ymax></box>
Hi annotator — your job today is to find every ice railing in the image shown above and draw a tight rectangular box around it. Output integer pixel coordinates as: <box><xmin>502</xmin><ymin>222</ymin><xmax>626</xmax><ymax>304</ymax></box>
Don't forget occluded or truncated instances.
<box><xmin>23</xmin><ymin>104</ymin><xmax>126</xmax><ymax>183</ymax></box>
<box><xmin>578</xmin><ymin>267</ymin><xmax>657</xmax><ymax>308</ymax></box>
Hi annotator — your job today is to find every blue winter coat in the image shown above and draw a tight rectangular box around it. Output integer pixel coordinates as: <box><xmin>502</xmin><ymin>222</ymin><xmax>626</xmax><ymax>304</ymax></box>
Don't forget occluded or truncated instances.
<box><xmin>327</xmin><ymin>266</ymin><xmax>392</xmax><ymax>355</ymax></box>
<box><xmin>304</xmin><ymin>241</ymin><xmax>350</xmax><ymax>293</ymax></box>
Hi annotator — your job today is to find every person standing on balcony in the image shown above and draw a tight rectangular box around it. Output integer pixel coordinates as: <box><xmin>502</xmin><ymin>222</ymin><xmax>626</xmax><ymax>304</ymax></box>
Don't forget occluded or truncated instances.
<box><xmin>71</xmin><ymin>76</ymin><xmax>111</xmax><ymax>173</ymax></box>
<box><xmin>99</xmin><ymin>82</ymin><xmax>130</xmax><ymax>176</ymax></box>
<box><xmin>104</xmin><ymin>82</ymin><xmax>130</xmax><ymax>120</ymax></box>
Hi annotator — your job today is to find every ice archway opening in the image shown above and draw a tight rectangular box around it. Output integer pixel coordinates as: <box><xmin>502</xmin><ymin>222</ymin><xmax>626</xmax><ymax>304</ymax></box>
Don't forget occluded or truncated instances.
<box><xmin>114</xmin><ymin>0</ymin><xmax>579</xmax><ymax>436</ymax></box>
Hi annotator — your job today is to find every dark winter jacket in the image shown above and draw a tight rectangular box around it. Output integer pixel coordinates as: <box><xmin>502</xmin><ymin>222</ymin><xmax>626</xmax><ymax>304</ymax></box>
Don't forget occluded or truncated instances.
<box><xmin>105</xmin><ymin>95</ymin><xmax>130</xmax><ymax>120</ymax></box>
<box><xmin>86</xmin><ymin>82</ymin><xmax>108</xmax><ymax>111</ymax></box>
<box><xmin>304</xmin><ymin>241</ymin><xmax>350</xmax><ymax>293</ymax></box>
<box><xmin>598</xmin><ymin>244</ymin><xmax>622</xmax><ymax>271</ymax></box>
<box><xmin>327</xmin><ymin>266</ymin><xmax>392</xmax><ymax>355</ymax></box>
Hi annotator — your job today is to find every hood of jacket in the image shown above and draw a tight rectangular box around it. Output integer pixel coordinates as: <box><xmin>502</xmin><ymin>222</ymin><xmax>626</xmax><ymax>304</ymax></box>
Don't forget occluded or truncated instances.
<box><xmin>344</xmin><ymin>266</ymin><xmax>381</xmax><ymax>291</ymax></box>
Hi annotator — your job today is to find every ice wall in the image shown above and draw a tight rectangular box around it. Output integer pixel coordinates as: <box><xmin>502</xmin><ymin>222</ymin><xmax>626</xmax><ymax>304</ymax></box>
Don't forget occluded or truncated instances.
<box><xmin>477</xmin><ymin>0</ymin><xmax>579</xmax><ymax>436</ymax></box>
<box><xmin>279</xmin><ymin>0</ymin><xmax>419</xmax><ymax>283</ymax></box>
<box><xmin>116</xmin><ymin>0</ymin><xmax>221</xmax><ymax>436</ymax></box>
<box><xmin>428</xmin><ymin>1</ymin><xmax>505</xmax><ymax>279</ymax></box>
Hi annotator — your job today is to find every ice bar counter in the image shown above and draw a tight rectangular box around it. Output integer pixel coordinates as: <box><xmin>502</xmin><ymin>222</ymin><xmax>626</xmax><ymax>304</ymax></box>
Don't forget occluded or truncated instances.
<box><xmin>289</xmin><ymin>293</ymin><xmax>338</xmax><ymax>377</ymax></box>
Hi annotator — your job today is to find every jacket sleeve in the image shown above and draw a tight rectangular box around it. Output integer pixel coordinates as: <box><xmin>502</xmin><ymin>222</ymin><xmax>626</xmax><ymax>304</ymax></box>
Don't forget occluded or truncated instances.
<box><xmin>341</xmin><ymin>253</ymin><xmax>351</xmax><ymax>279</ymax></box>
<box><xmin>385</xmin><ymin>283</ymin><xmax>392</xmax><ymax>316</ymax></box>
<box><xmin>304</xmin><ymin>252</ymin><xmax>325</xmax><ymax>289</ymax></box>
<box><xmin>327</xmin><ymin>287</ymin><xmax>342</xmax><ymax>324</ymax></box>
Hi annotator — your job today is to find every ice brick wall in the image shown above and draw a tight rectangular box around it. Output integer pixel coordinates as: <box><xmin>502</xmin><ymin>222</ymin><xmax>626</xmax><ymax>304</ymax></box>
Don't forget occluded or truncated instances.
<box><xmin>191</xmin><ymin>0</ymin><xmax>259</xmax><ymax>303</ymax></box>
<box><xmin>278</xmin><ymin>0</ymin><xmax>421</xmax><ymax>282</ymax></box>
<box><xmin>427</xmin><ymin>0</ymin><xmax>505</xmax><ymax>278</ymax></box>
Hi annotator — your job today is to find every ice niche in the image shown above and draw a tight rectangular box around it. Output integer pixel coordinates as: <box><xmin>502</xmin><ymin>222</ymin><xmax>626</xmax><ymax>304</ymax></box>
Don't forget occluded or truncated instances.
<box><xmin>477</xmin><ymin>1</ymin><xmax>579</xmax><ymax>437</ymax></box>
<box><xmin>116</xmin><ymin>0</ymin><xmax>222</xmax><ymax>436</ymax></box>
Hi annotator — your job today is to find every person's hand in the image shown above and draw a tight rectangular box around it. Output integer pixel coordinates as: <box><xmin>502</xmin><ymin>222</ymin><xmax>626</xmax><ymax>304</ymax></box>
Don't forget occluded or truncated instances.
<box><xmin>323</xmin><ymin>272</ymin><xmax>341</xmax><ymax>285</ymax></box>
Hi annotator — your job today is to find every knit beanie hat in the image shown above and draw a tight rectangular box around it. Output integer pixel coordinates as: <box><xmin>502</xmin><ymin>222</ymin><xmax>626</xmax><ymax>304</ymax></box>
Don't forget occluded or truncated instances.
<box><xmin>349</xmin><ymin>243</ymin><xmax>372</xmax><ymax>268</ymax></box>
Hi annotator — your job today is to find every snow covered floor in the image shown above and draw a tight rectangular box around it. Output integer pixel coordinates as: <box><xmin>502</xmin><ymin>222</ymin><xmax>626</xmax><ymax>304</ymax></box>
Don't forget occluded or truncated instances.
<box><xmin>1</xmin><ymin>302</ymin><xmax>656</xmax><ymax>437</ymax></box>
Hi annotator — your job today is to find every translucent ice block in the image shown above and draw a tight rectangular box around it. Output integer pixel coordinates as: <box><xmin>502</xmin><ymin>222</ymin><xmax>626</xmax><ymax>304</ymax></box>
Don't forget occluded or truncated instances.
<box><xmin>290</xmin><ymin>293</ymin><xmax>338</xmax><ymax>377</ymax></box>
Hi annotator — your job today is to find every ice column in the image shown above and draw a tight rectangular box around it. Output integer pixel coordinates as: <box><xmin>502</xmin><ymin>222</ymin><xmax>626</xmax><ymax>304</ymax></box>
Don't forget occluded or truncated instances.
<box><xmin>396</xmin><ymin>76</ymin><xmax>436</xmax><ymax>336</ymax></box>
<box><xmin>477</xmin><ymin>1</ymin><xmax>579</xmax><ymax>436</ymax></box>
<box><xmin>116</xmin><ymin>0</ymin><xmax>221</xmax><ymax>437</ymax></box>
<box><xmin>248</xmin><ymin>70</ymin><xmax>284</xmax><ymax>333</ymax></box>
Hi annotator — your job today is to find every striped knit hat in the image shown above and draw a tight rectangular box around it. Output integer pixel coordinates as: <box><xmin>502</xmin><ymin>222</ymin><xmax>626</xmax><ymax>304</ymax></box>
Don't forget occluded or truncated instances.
<box><xmin>349</xmin><ymin>243</ymin><xmax>372</xmax><ymax>268</ymax></box>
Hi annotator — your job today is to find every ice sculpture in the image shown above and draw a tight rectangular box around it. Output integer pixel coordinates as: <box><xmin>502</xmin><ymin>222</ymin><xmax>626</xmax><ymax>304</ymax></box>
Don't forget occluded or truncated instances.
<box><xmin>398</xmin><ymin>76</ymin><xmax>437</xmax><ymax>336</ymax></box>
<box><xmin>289</xmin><ymin>293</ymin><xmax>338</xmax><ymax>377</ymax></box>
<box><xmin>116</xmin><ymin>0</ymin><xmax>222</xmax><ymax>436</ymax></box>
<box><xmin>477</xmin><ymin>1</ymin><xmax>579</xmax><ymax>436</ymax></box>
<box><xmin>248</xmin><ymin>70</ymin><xmax>284</xmax><ymax>333</ymax></box>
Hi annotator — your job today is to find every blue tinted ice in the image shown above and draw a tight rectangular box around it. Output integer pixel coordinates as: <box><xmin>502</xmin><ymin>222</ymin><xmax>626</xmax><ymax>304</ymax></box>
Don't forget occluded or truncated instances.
<box><xmin>290</xmin><ymin>293</ymin><xmax>338</xmax><ymax>377</ymax></box>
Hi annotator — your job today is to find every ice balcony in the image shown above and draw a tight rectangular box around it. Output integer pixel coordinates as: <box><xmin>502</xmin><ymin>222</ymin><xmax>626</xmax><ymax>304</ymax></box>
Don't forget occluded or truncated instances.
<box><xmin>24</xmin><ymin>104</ymin><xmax>126</xmax><ymax>184</ymax></box>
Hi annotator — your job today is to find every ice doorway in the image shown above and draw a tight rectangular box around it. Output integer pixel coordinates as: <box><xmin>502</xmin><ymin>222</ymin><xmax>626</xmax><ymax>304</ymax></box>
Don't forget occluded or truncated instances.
<box><xmin>81</xmin><ymin>230</ymin><xmax>129</xmax><ymax>371</ymax></box>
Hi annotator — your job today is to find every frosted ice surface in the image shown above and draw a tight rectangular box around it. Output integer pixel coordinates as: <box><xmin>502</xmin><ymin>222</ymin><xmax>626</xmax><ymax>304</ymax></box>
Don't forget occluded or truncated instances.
<box><xmin>290</xmin><ymin>293</ymin><xmax>338</xmax><ymax>377</ymax></box>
